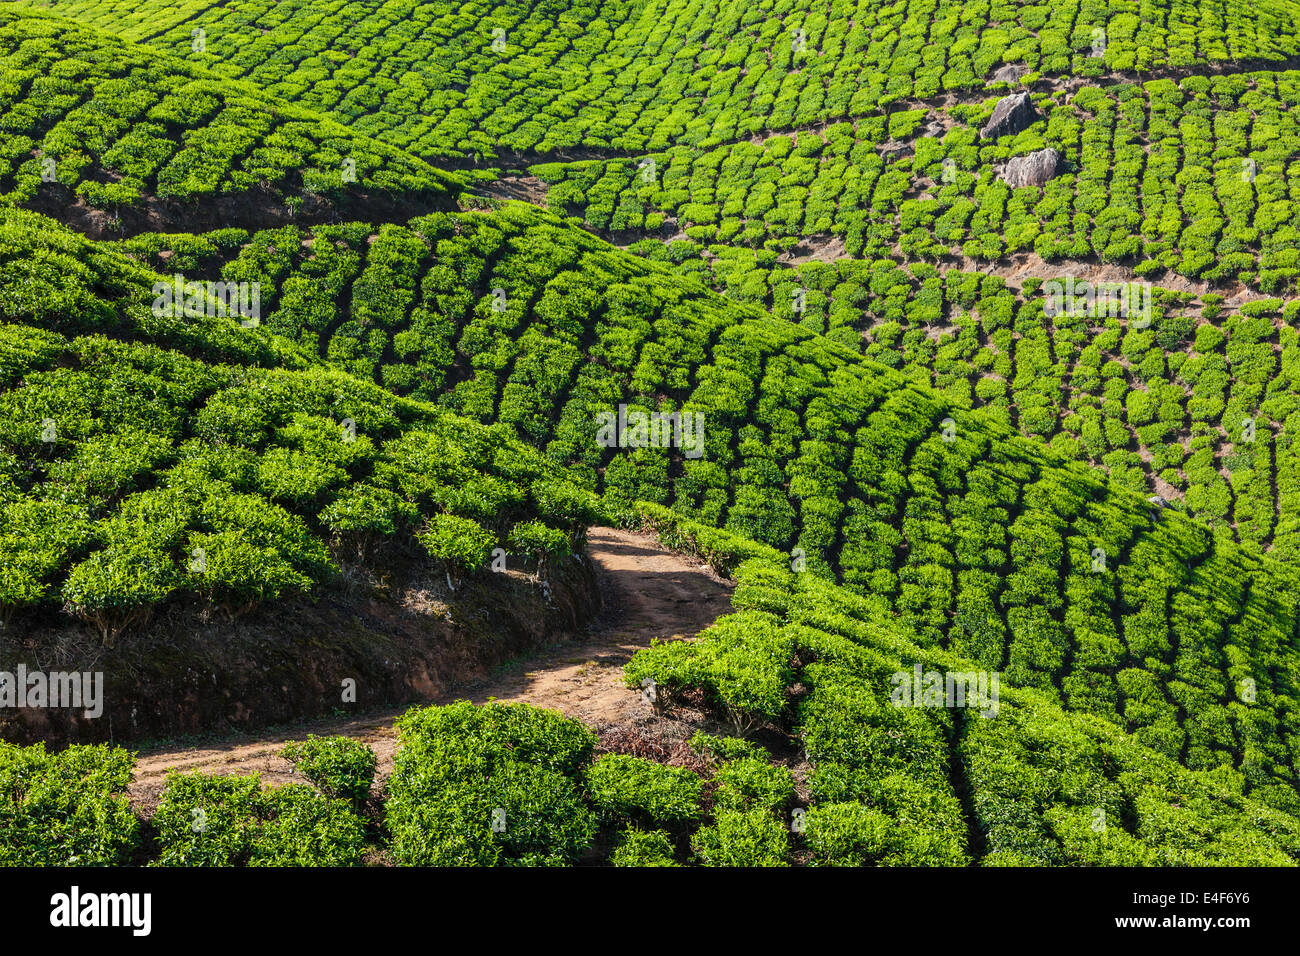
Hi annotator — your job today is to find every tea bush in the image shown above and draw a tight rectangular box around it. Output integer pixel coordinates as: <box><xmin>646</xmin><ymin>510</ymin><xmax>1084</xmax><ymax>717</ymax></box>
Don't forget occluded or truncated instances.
<box><xmin>281</xmin><ymin>736</ymin><xmax>378</xmax><ymax>807</ymax></box>
<box><xmin>691</xmin><ymin>808</ymin><xmax>789</xmax><ymax>866</ymax></box>
<box><xmin>711</xmin><ymin>756</ymin><xmax>796</xmax><ymax>814</ymax></box>
<box><xmin>385</xmin><ymin>701</ymin><xmax>598</xmax><ymax>866</ymax></box>
<box><xmin>0</xmin><ymin>743</ymin><xmax>139</xmax><ymax>866</ymax></box>
<box><xmin>610</xmin><ymin>828</ymin><xmax>679</xmax><ymax>866</ymax></box>
<box><xmin>152</xmin><ymin>772</ymin><xmax>366</xmax><ymax>866</ymax></box>
<box><xmin>584</xmin><ymin>754</ymin><xmax>704</xmax><ymax>825</ymax></box>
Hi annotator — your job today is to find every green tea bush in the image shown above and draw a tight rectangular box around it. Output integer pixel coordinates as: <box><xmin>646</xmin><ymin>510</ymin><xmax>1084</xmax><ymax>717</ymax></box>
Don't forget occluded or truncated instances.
<box><xmin>417</xmin><ymin>513</ymin><xmax>496</xmax><ymax>579</ymax></box>
<box><xmin>385</xmin><ymin>702</ymin><xmax>598</xmax><ymax>866</ymax></box>
<box><xmin>691</xmin><ymin>808</ymin><xmax>789</xmax><ymax>866</ymax></box>
<box><xmin>804</xmin><ymin>803</ymin><xmax>895</xmax><ymax>866</ymax></box>
<box><xmin>611</xmin><ymin>828</ymin><xmax>679</xmax><ymax>866</ymax></box>
<box><xmin>60</xmin><ymin>544</ymin><xmax>177</xmax><ymax>645</ymax></box>
<box><xmin>0</xmin><ymin>743</ymin><xmax>140</xmax><ymax>866</ymax></box>
<box><xmin>712</xmin><ymin>756</ymin><xmax>796</xmax><ymax>813</ymax></box>
<box><xmin>506</xmin><ymin>520</ymin><xmax>572</xmax><ymax>573</ymax></box>
<box><xmin>319</xmin><ymin>484</ymin><xmax>419</xmax><ymax>553</ymax></box>
<box><xmin>689</xmin><ymin>731</ymin><xmax>760</xmax><ymax>761</ymax></box>
<box><xmin>152</xmin><ymin>772</ymin><xmax>365</xmax><ymax>867</ymax></box>
<box><xmin>584</xmin><ymin>754</ymin><xmax>704</xmax><ymax>825</ymax></box>
<box><xmin>281</xmin><ymin>736</ymin><xmax>378</xmax><ymax>807</ymax></box>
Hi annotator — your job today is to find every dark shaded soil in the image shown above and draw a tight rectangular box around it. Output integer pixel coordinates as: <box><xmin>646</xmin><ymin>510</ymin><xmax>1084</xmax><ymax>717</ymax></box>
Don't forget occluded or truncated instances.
<box><xmin>21</xmin><ymin>179</ymin><xmax>459</xmax><ymax>240</ymax></box>
<box><xmin>0</xmin><ymin>554</ymin><xmax>598</xmax><ymax>746</ymax></box>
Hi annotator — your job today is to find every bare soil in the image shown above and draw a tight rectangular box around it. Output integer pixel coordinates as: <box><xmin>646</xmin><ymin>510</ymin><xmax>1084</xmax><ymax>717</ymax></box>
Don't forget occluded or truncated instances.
<box><xmin>779</xmin><ymin>234</ymin><xmax>847</xmax><ymax>264</ymax></box>
<box><xmin>477</xmin><ymin>174</ymin><xmax>550</xmax><ymax>206</ymax></box>
<box><xmin>125</xmin><ymin>527</ymin><xmax>735</xmax><ymax>813</ymax></box>
<box><xmin>1</xmin><ymin>548</ymin><xmax>598</xmax><ymax>746</ymax></box>
<box><xmin>22</xmin><ymin>177</ymin><xmax>458</xmax><ymax>240</ymax></box>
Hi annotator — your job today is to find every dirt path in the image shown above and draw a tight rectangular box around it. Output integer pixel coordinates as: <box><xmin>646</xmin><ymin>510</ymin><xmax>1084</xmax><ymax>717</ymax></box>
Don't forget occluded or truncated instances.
<box><xmin>125</xmin><ymin>527</ymin><xmax>734</xmax><ymax>812</ymax></box>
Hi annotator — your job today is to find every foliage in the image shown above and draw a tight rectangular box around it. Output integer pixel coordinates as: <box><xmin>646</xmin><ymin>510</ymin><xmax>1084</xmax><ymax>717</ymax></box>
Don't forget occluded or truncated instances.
<box><xmin>610</xmin><ymin>828</ymin><xmax>679</xmax><ymax>866</ymax></box>
<box><xmin>151</xmin><ymin>772</ymin><xmax>366</xmax><ymax>866</ymax></box>
<box><xmin>385</xmin><ymin>701</ymin><xmax>598</xmax><ymax>866</ymax></box>
<box><xmin>24</xmin><ymin>0</ymin><xmax>1300</xmax><ymax>161</ymax></box>
<box><xmin>281</xmin><ymin>736</ymin><xmax>378</xmax><ymax>807</ymax></box>
<box><xmin>0</xmin><ymin>209</ymin><xmax>597</xmax><ymax>638</ymax></box>
<box><xmin>691</xmin><ymin>808</ymin><xmax>789</xmax><ymax>866</ymax></box>
<box><xmin>0</xmin><ymin>8</ymin><xmax>459</xmax><ymax>210</ymax></box>
<box><xmin>584</xmin><ymin>754</ymin><xmax>704</xmax><ymax>825</ymax></box>
<box><xmin>0</xmin><ymin>743</ymin><xmax>139</xmax><ymax>865</ymax></box>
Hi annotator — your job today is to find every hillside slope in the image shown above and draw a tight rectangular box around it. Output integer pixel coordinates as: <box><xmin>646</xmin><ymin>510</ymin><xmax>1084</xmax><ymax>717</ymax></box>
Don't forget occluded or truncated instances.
<box><xmin>4</xmin><ymin>202</ymin><xmax>1300</xmax><ymax>811</ymax></box>
<box><xmin>16</xmin><ymin>3</ymin><xmax>1300</xmax><ymax>550</ymax></box>
<box><xmin>0</xmin><ymin>1</ymin><xmax>1298</xmax><ymax>867</ymax></box>
<box><xmin>0</xmin><ymin>7</ymin><xmax>463</xmax><ymax>235</ymax></box>
<box><xmin>5</xmin><ymin>510</ymin><xmax>1299</xmax><ymax>866</ymax></box>
<box><xmin>0</xmin><ymin>206</ymin><xmax>604</xmax><ymax>739</ymax></box>
<box><xmin>19</xmin><ymin>0</ymin><xmax>1300</xmax><ymax>160</ymax></box>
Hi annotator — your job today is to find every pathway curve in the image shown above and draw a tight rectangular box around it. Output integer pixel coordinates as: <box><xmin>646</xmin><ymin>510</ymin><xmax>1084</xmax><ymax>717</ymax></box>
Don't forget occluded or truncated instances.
<box><xmin>125</xmin><ymin>527</ymin><xmax>734</xmax><ymax>812</ymax></box>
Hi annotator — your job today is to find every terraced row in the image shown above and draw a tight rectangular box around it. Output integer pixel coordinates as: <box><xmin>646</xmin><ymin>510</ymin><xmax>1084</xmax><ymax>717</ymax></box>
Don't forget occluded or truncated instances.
<box><xmin>629</xmin><ymin>509</ymin><xmax>1300</xmax><ymax>864</ymax></box>
<box><xmin>602</xmin><ymin>248</ymin><xmax>1300</xmax><ymax>555</ymax></box>
<box><xmin>0</xmin><ymin>9</ymin><xmax>459</xmax><ymax>215</ymax></box>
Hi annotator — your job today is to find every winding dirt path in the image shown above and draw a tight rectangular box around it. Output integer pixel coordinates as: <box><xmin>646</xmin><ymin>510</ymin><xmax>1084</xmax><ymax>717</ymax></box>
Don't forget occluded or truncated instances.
<box><xmin>125</xmin><ymin>527</ymin><xmax>734</xmax><ymax>812</ymax></box>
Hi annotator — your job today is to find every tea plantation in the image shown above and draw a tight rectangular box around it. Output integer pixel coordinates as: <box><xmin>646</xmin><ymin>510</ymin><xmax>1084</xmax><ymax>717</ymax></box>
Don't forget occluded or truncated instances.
<box><xmin>0</xmin><ymin>207</ymin><xmax>598</xmax><ymax>643</ymax></box>
<box><xmin>1</xmin><ymin>0</ymin><xmax>1299</xmax><ymax>868</ymax></box>
<box><xmin>18</xmin><ymin>0</ymin><xmax>1300</xmax><ymax>160</ymax></box>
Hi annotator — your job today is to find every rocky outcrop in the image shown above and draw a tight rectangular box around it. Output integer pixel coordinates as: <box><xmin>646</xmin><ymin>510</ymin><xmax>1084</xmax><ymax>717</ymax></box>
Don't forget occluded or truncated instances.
<box><xmin>881</xmin><ymin>141</ymin><xmax>914</xmax><ymax>163</ymax></box>
<box><xmin>980</xmin><ymin>91</ymin><xmax>1037</xmax><ymax>139</ymax></box>
<box><xmin>990</xmin><ymin>63</ymin><xmax>1028</xmax><ymax>84</ymax></box>
<box><xmin>1001</xmin><ymin>148</ymin><xmax>1061</xmax><ymax>187</ymax></box>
